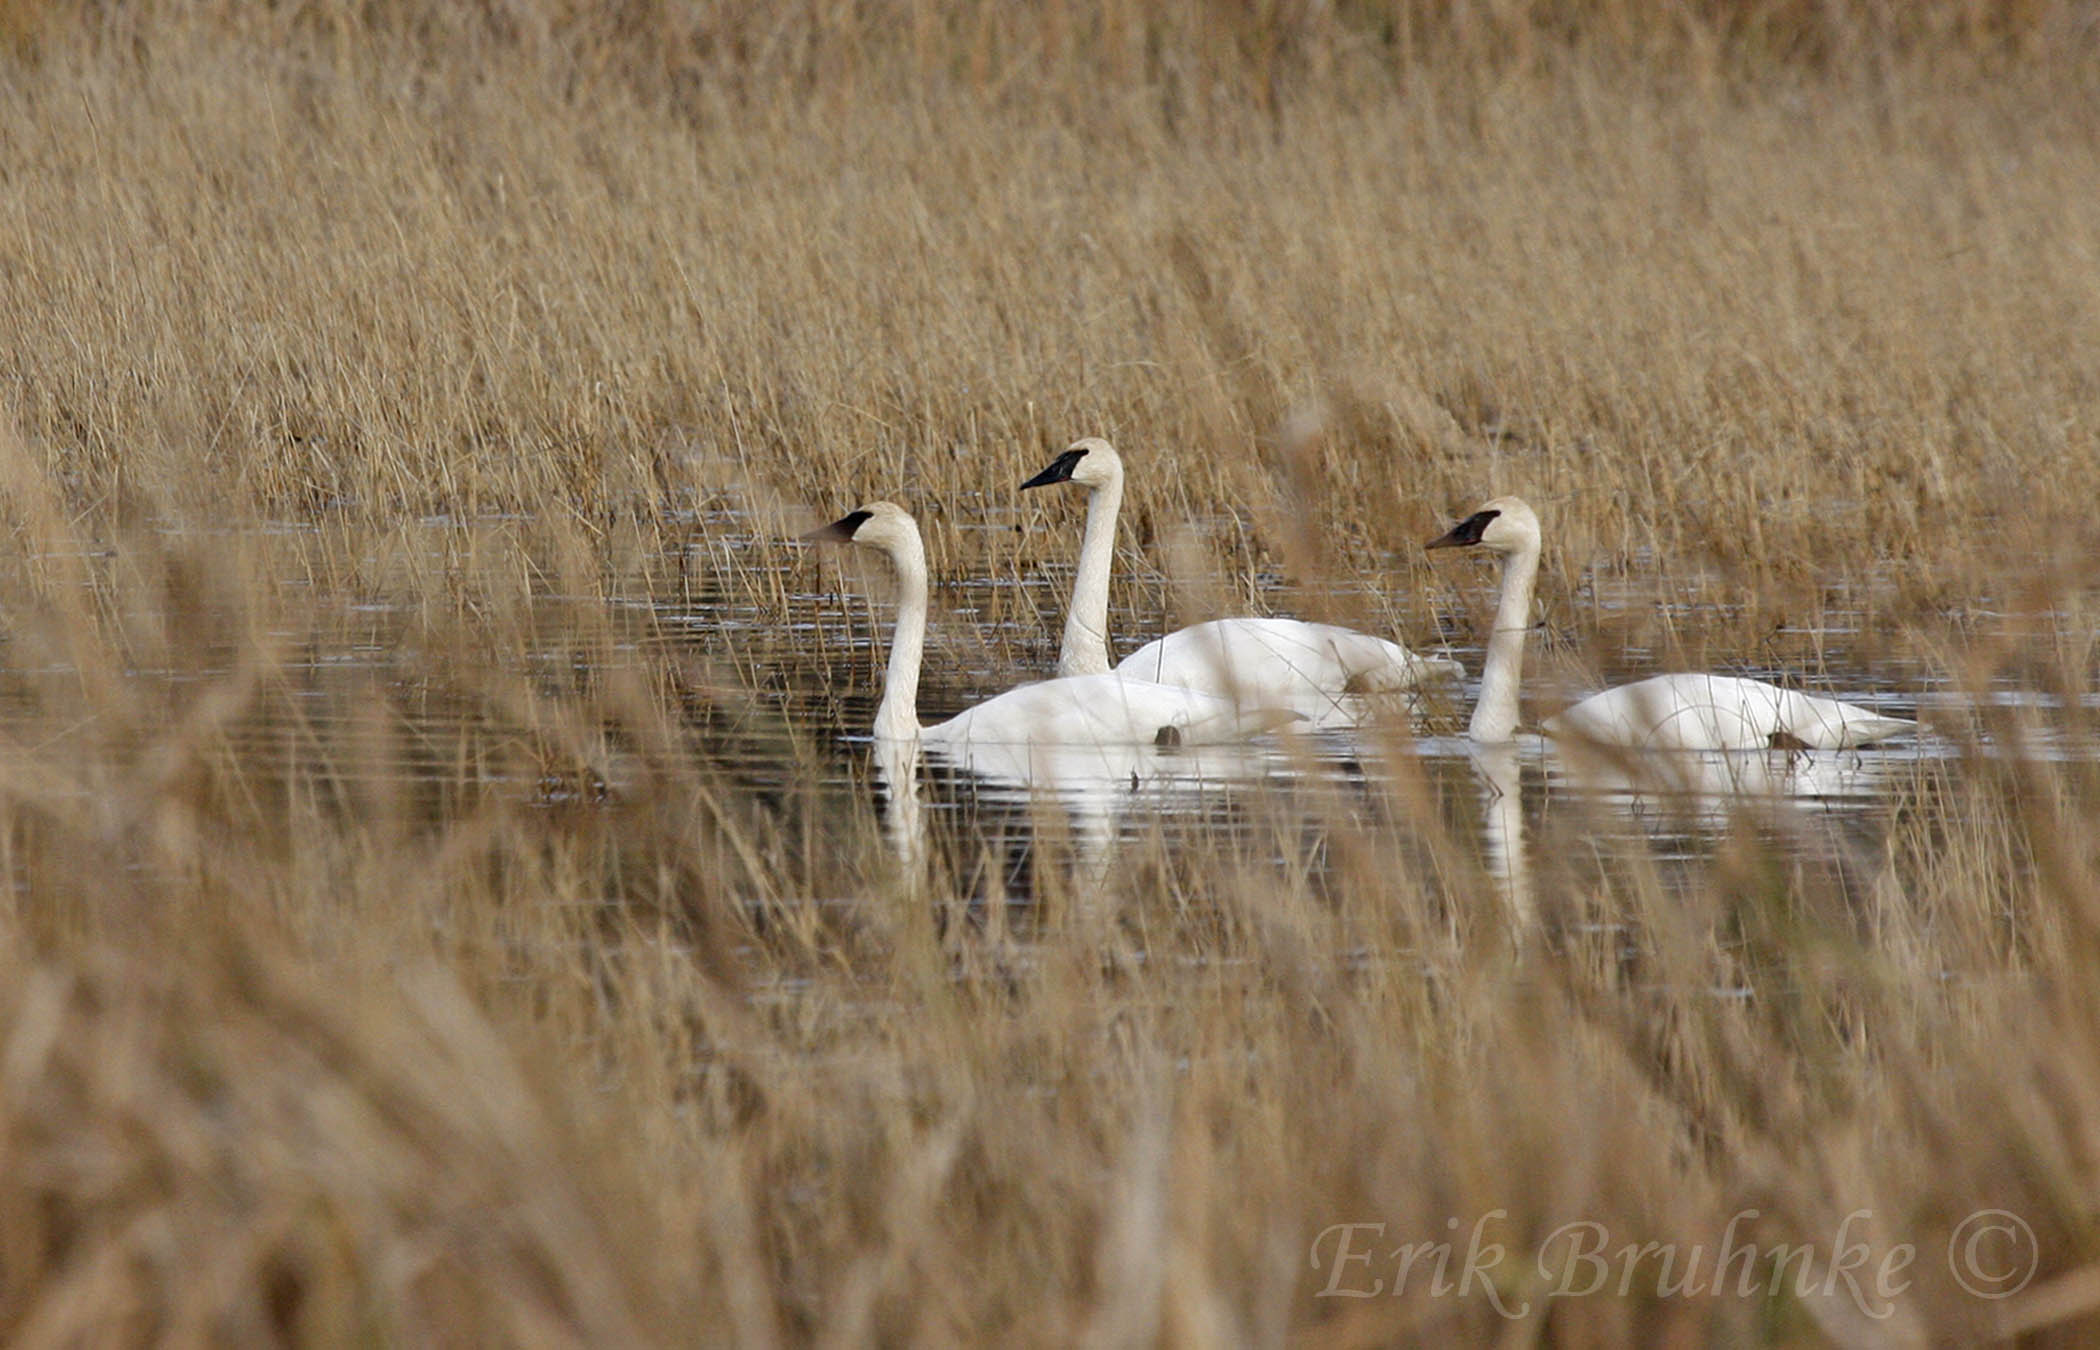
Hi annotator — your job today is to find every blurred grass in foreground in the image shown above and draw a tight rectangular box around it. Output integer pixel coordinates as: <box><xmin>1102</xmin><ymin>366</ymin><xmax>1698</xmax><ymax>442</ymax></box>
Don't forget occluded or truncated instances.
<box><xmin>1</xmin><ymin>2</ymin><xmax>2099</xmax><ymax>1342</ymax></box>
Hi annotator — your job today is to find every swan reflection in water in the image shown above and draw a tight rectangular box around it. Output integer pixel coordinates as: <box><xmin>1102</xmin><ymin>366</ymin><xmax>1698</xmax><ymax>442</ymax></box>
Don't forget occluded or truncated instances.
<box><xmin>1470</xmin><ymin>742</ymin><xmax>1532</xmax><ymax>928</ymax></box>
<box><xmin>1434</xmin><ymin>734</ymin><xmax>1918</xmax><ymax>938</ymax></box>
<box><xmin>874</xmin><ymin>728</ymin><xmax>1289</xmax><ymax>893</ymax></box>
<box><xmin>872</xmin><ymin>733</ymin><xmax>929</xmax><ymax>871</ymax></box>
<box><xmin>1547</xmin><ymin>739</ymin><xmax>1907</xmax><ymax>831</ymax></box>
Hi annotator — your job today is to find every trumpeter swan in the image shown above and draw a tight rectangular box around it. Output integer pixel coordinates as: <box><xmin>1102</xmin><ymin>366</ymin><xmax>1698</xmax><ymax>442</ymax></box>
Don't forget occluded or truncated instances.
<box><xmin>1020</xmin><ymin>437</ymin><xmax>1462</xmax><ymax>727</ymax></box>
<box><xmin>801</xmin><ymin>502</ymin><xmax>1294</xmax><ymax>781</ymax></box>
<box><xmin>1425</xmin><ymin>496</ymin><xmax>1915</xmax><ymax>750</ymax></box>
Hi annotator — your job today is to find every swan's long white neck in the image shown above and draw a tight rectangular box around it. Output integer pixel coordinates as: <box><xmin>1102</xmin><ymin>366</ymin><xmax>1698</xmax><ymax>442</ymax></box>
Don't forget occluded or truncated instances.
<box><xmin>873</xmin><ymin>530</ymin><xmax>929</xmax><ymax>744</ymax></box>
<box><xmin>1058</xmin><ymin>471</ymin><xmax>1121</xmax><ymax>678</ymax></box>
<box><xmin>1471</xmin><ymin>537</ymin><xmax>1538</xmax><ymax>743</ymax></box>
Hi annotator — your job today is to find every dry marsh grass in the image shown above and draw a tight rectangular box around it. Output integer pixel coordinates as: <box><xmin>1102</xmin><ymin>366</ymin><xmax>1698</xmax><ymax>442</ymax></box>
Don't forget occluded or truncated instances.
<box><xmin>3</xmin><ymin>1</ymin><xmax>2100</xmax><ymax>1343</ymax></box>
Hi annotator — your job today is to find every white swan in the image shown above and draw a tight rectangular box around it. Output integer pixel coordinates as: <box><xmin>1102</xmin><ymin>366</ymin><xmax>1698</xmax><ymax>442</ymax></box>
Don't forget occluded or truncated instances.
<box><xmin>1425</xmin><ymin>496</ymin><xmax>1916</xmax><ymax>750</ymax></box>
<box><xmin>801</xmin><ymin>502</ymin><xmax>1294</xmax><ymax>782</ymax></box>
<box><xmin>1019</xmin><ymin>437</ymin><xmax>1462</xmax><ymax>727</ymax></box>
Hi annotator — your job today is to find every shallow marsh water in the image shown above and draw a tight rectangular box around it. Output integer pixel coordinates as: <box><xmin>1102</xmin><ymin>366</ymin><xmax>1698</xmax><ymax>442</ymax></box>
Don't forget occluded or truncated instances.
<box><xmin>8</xmin><ymin>509</ymin><xmax>2084</xmax><ymax>959</ymax></box>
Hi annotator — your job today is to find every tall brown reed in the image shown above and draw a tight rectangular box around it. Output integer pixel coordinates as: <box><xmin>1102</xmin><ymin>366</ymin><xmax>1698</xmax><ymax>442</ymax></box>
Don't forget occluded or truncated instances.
<box><xmin>2</xmin><ymin>2</ymin><xmax>2099</xmax><ymax>1343</ymax></box>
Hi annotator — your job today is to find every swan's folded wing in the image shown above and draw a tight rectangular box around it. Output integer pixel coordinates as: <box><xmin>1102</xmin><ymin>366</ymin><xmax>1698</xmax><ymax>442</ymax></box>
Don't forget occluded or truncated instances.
<box><xmin>1116</xmin><ymin>618</ymin><xmax>1458</xmax><ymax>726</ymax></box>
<box><xmin>1548</xmin><ymin>675</ymin><xmax>1768</xmax><ymax>750</ymax></box>
<box><xmin>1550</xmin><ymin>675</ymin><xmax>1916</xmax><ymax>751</ymax></box>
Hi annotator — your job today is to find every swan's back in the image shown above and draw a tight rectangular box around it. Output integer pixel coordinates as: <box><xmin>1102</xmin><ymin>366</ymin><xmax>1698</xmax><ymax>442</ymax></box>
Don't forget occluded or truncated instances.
<box><xmin>1545</xmin><ymin>674</ymin><xmax>1914</xmax><ymax>751</ymax></box>
<box><xmin>924</xmin><ymin>672</ymin><xmax>1292</xmax><ymax>754</ymax></box>
<box><xmin>1114</xmin><ymin>618</ymin><xmax>1461</xmax><ymax>725</ymax></box>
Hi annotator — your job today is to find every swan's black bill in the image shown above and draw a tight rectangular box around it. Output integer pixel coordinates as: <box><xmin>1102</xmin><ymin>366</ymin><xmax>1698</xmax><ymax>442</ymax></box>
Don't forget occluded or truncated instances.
<box><xmin>800</xmin><ymin>509</ymin><xmax>872</xmax><ymax>544</ymax></box>
<box><xmin>1426</xmin><ymin>509</ymin><xmax>1500</xmax><ymax>551</ymax></box>
<box><xmin>1019</xmin><ymin>447</ymin><xmax>1088</xmax><ymax>490</ymax></box>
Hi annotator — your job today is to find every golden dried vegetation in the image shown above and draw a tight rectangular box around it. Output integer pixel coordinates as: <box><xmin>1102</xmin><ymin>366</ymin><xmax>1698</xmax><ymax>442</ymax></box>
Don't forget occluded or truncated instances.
<box><xmin>1</xmin><ymin>1</ymin><xmax>2098</xmax><ymax>1343</ymax></box>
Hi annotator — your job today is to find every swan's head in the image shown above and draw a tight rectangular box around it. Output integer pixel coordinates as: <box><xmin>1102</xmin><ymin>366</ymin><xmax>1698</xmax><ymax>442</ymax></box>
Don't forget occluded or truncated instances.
<box><xmin>1426</xmin><ymin>496</ymin><xmax>1542</xmax><ymax>557</ymax></box>
<box><xmin>800</xmin><ymin>500</ymin><xmax>921</xmax><ymax>558</ymax></box>
<box><xmin>1019</xmin><ymin>437</ymin><xmax>1123</xmax><ymax>492</ymax></box>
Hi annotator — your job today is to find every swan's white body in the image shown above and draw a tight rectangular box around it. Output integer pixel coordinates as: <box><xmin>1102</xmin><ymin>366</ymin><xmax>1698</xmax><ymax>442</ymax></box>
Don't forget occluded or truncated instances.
<box><xmin>1546</xmin><ymin>673</ymin><xmax>1913</xmax><ymax>751</ymax></box>
<box><xmin>1426</xmin><ymin>496</ymin><xmax>1915</xmax><ymax>751</ymax></box>
<box><xmin>1020</xmin><ymin>438</ymin><xmax>1461</xmax><ymax>727</ymax></box>
<box><xmin>1115</xmin><ymin>617</ymin><xmax>1455</xmax><ymax>714</ymax></box>
<box><xmin>924</xmin><ymin>674</ymin><xmax>1278</xmax><ymax>768</ymax></box>
<box><xmin>803</xmin><ymin>503</ymin><xmax>1291</xmax><ymax>785</ymax></box>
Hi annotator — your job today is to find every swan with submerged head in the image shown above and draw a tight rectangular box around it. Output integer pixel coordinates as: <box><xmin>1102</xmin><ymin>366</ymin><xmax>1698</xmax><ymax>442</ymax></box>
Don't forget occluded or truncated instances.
<box><xmin>802</xmin><ymin>502</ymin><xmax>1294</xmax><ymax>780</ymax></box>
<box><xmin>1020</xmin><ymin>438</ymin><xmax>1462</xmax><ymax>726</ymax></box>
<box><xmin>1425</xmin><ymin>496</ymin><xmax>1915</xmax><ymax>750</ymax></box>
